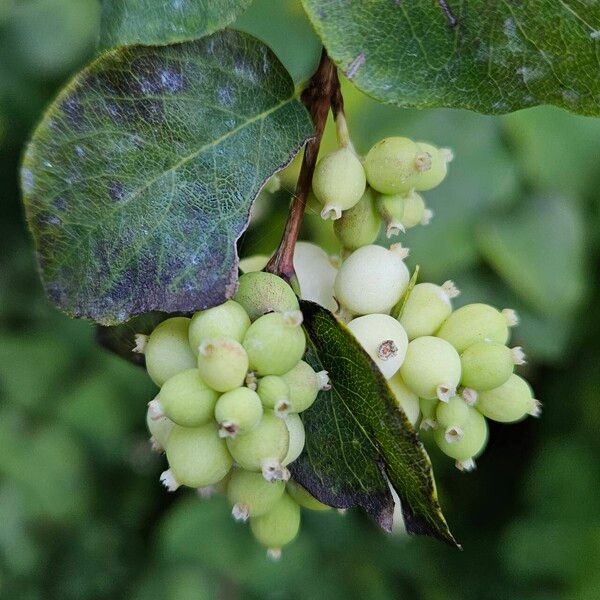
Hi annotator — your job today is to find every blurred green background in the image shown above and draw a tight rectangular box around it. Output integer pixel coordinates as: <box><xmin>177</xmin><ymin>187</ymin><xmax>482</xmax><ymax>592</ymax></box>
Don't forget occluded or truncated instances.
<box><xmin>1</xmin><ymin>1</ymin><xmax>599</xmax><ymax>598</ymax></box>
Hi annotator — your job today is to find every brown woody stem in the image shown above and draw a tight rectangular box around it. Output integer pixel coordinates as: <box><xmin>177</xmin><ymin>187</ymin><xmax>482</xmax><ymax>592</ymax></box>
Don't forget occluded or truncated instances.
<box><xmin>265</xmin><ymin>50</ymin><xmax>341</xmax><ymax>283</ymax></box>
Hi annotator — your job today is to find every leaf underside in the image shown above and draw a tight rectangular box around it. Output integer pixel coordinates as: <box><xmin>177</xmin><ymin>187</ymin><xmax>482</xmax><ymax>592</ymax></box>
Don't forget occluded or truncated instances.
<box><xmin>21</xmin><ymin>30</ymin><xmax>313</xmax><ymax>325</ymax></box>
<box><xmin>292</xmin><ymin>300</ymin><xmax>459</xmax><ymax>548</ymax></box>
<box><xmin>301</xmin><ymin>0</ymin><xmax>600</xmax><ymax>115</ymax></box>
<box><xmin>99</xmin><ymin>0</ymin><xmax>253</xmax><ymax>50</ymax></box>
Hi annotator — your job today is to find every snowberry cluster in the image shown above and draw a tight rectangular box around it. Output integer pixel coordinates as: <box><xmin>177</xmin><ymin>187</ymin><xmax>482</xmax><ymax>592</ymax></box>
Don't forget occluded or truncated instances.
<box><xmin>134</xmin><ymin>272</ymin><xmax>331</xmax><ymax>559</ymax></box>
<box><xmin>311</xmin><ymin>136</ymin><xmax>453</xmax><ymax>248</ymax></box>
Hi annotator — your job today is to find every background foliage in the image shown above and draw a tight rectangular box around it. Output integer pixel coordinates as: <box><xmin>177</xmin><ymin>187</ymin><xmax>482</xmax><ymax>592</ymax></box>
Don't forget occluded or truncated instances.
<box><xmin>1</xmin><ymin>1</ymin><xmax>599</xmax><ymax>598</ymax></box>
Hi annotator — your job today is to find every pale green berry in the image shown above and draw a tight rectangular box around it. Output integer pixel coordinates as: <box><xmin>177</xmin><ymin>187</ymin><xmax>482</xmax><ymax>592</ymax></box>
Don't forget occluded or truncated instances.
<box><xmin>227</xmin><ymin>468</ymin><xmax>285</xmax><ymax>521</ymax></box>
<box><xmin>146</xmin><ymin>407</ymin><xmax>174</xmax><ymax>452</ymax></box>
<box><xmin>476</xmin><ymin>374</ymin><xmax>541</xmax><ymax>423</ymax></box>
<box><xmin>400</xmin><ymin>336</ymin><xmax>461</xmax><ymax>401</ymax></box>
<box><xmin>197</xmin><ymin>338</ymin><xmax>249</xmax><ymax>392</ymax></box>
<box><xmin>312</xmin><ymin>147</ymin><xmax>367</xmax><ymax>220</ymax></box>
<box><xmin>281</xmin><ymin>360</ymin><xmax>329</xmax><ymax>413</ymax></box>
<box><xmin>238</xmin><ymin>254</ymin><xmax>270</xmax><ymax>273</ymax></box>
<box><xmin>148</xmin><ymin>369</ymin><xmax>218</xmax><ymax>427</ymax></box>
<box><xmin>399</xmin><ymin>281</ymin><xmax>459</xmax><ymax>340</ymax></box>
<box><xmin>226</xmin><ymin>411</ymin><xmax>290</xmax><ymax>481</ymax></box>
<box><xmin>377</xmin><ymin>192</ymin><xmax>405</xmax><ymax>237</ymax></box>
<box><xmin>400</xmin><ymin>190</ymin><xmax>432</xmax><ymax>228</ymax></box>
<box><xmin>409</xmin><ymin>143</ymin><xmax>453</xmax><ymax>191</ymax></box>
<box><xmin>437</xmin><ymin>304</ymin><xmax>518</xmax><ymax>353</ymax></box>
<box><xmin>243</xmin><ymin>311</ymin><xmax>306</xmax><ymax>376</ymax></box>
<box><xmin>234</xmin><ymin>271</ymin><xmax>299</xmax><ymax>321</ymax></box>
<box><xmin>347</xmin><ymin>314</ymin><xmax>408</xmax><ymax>379</ymax></box>
<box><xmin>282</xmin><ymin>413</ymin><xmax>305</xmax><ymax>465</ymax></box>
<box><xmin>287</xmin><ymin>480</ymin><xmax>330</xmax><ymax>511</ymax></box>
<box><xmin>435</xmin><ymin>395</ymin><xmax>470</xmax><ymax>429</ymax></box>
<box><xmin>143</xmin><ymin>317</ymin><xmax>196</xmax><ymax>386</ymax></box>
<box><xmin>461</xmin><ymin>342</ymin><xmax>526</xmax><ymax>391</ymax></box>
<box><xmin>189</xmin><ymin>300</ymin><xmax>250</xmax><ymax>354</ymax></box>
<box><xmin>294</xmin><ymin>241</ymin><xmax>338</xmax><ymax>312</ymax></box>
<box><xmin>433</xmin><ymin>407</ymin><xmax>488</xmax><ymax>471</ymax></box>
<box><xmin>250</xmin><ymin>493</ymin><xmax>301</xmax><ymax>559</ymax></box>
<box><xmin>419</xmin><ymin>397</ymin><xmax>439</xmax><ymax>430</ymax></box>
<box><xmin>334</xmin><ymin>244</ymin><xmax>410</xmax><ymax>315</ymax></box>
<box><xmin>162</xmin><ymin>423</ymin><xmax>232</xmax><ymax>490</ymax></box>
<box><xmin>364</xmin><ymin>137</ymin><xmax>422</xmax><ymax>195</ymax></box>
<box><xmin>257</xmin><ymin>375</ymin><xmax>291</xmax><ymax>417</ymax></box>
<box><xmin>387</xmin><ymin>372</ymin><xmax>420</xmax><ymax>425</ymax></box>
<box><xmin>333</xmin><ymin>188</ymin><xmax>381</xmax><ymax>250</ymax></box>
<box><xmin>214</xmin><ymin>387</ymin><xmax>263</xmax><ymax>438</ymax></box>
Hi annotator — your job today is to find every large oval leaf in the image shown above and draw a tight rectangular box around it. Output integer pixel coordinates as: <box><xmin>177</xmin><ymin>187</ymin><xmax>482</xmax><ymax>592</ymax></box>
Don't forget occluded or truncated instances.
<box><xmin>99</xmin><ymin>0</ymin><xmax>252</xmax><ymax>50</ymax></box>
<box><xmin>21</xmin><ymin>30</ymin><xmax>313</xmax><ymax>325</ymax></box>
<box><xmin>292</xmin><ymin>300</ymin><xmax>458</xmax><ymax>547</ymax></box>
<box><xmin>301</xmin><ymin>0</ymin><xmax>600</xmax><ymax>115</ymax></box>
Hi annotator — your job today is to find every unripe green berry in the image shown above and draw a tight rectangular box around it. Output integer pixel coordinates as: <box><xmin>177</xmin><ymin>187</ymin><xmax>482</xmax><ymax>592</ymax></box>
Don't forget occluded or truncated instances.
<box><xmin>400</xmin><ymin>336</ymin><xmax>461</xmax><ymax>401</ymax></box>
<box><xmin>250</xmin><ymin>493</ymin><xmax>301</xmax><ymax>559</ymax></box>
<box><xmin>144</xmin><ymin>317</ymin><xmax>196</xmax><ymax>386</ymax></box>
<box><xmin>460</xmin><ymin>342</ymin><xmax>525</xmax><ymax>391</ymax></box>
<box><xmin>419</xmin><ymin>397</ymin><xmax>439</xmax><ymax>430</ymax></box>
<box><xmin>435</xmin><ymin>395</ymin><xmax>470</xmax><ymax>429</ymax></box>
<box><xmin>312</xmin><ymin>147</ymin><xmax>366</xmax><ymax>220</ymax></box>
<box><xmin>189</xmin><ymin>300</ymin><xmax>250</xmax><ymax>354</ymax></box>
<box><xmin>377</xmin><ymin>192</ymin><xmax>405</xmax><ymax>237</ymax></box>
<box><xmin>334</xmin><ymin>244</ymin><xmax>410</xmax><ymax>315</ymax></box>
<box><xmin>243</xmin><ymin>311</ymin><xmax>306</xmax><ymax>376</ymax></box>
<box><xmin>282</xmin><ymin>413</ymin><xmax>305</xmax><ymax>466</ymax></box>
<box><xmin>226</xmin><ymin>411</ymin><xmax>290</xmax><ymax>481</ymax></box>
<box><xmin>437</xmin><ymin>303</ymin><xmax>517</xmax><ymax>353</ymax></box>
<box><xmin>364</xmin><ymin>137</ymin><xmax>421</xmax><ymax>195</ymax></box>
<box><xmin>239</xmin><ymin>254</ymin><xmax>269</xmax><ymax>273</ymax></box>
<box><xmin>287</xmin><ymin>480</ymin><xmax>330</xmax><ymax>511</ymax></box>
<box><xmin>227</xmin><ymin>468</ymin><xmax>285</xmax><ymax>521</ymax></box>
<box><xmin>281</xmin><ymin>360</ymin><xmax>329</xmax><ymax>413</ymax></box>
<box><xmin>149</xmin><ymin>369</ymin><xmax>218</xmax><ymax>427</ymax></box>
<box><xmin>409</xmin><ymin>143</ymin><xmax>453</xmax><ymax>191</ymax></box>
<box><xmin>257</xmin><ymin>375</ymin><xmax>291</xmax><ymax>417</ymax></box>
<box><xmin>294</xmin><ymin>241</ymin><xmax>338</xmax><ymax>312</ymax></box>
<box><xmin>387</xmin><ymin>372</ymin><xmax>420</xmax><ymax>425</ymax></box>
<box><xmin>214</xmin><ymin>387</ymin><xmax>263</xmax><ymax>438</ymax></box>
<box><xmin>234</xmin><ymin>271</ymin><xmax>299</xmax><ymax>321</ymax></box>
<box><xmin>399</xmin><ymin>281</ymin><xmax>459</xmax><ymax>340</ymax></box>
<box><xmin>476</xmin><ymin>374</ymin><xmax>541</xmax><ymax>423</ymax></box>
<box><xmin>400</xmin><ymin>190</ymin><xmax>431</xmax><ymax>228</ymax></box>
<box><xmin>433</xmin><ymin>407</ymin><xmax>488</xmax><ymax>471</ymax></box>
<box><xmin>146</xmin><ymin>407</ymin><xmax>174</xmax><ymax>452</ymax></box>
<box><xmin>347</xmin><ymin>314</ymin><xmax>408</xmax><ymax>379</ymax></box>
<box><xmin>333</xmin><ymin>188</ymin><xmax>381</xmax><ymax>250</ymax></box>
<box><xmin>197</xmin><ymin>338</ymin><xmax>248</xmax><ymax>392</ymax></box>
<box><xmin>162</xmin><ymin>423</ymin><xmax>232</xmax><ymax>490</ymax></box>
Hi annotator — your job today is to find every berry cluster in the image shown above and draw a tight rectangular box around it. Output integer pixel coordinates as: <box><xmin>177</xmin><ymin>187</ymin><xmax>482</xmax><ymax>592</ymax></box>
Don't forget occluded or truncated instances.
<box><xmin>135</xmin><ymin>273</ymin><xmax>330</xmax><ymax>559</ymax></box>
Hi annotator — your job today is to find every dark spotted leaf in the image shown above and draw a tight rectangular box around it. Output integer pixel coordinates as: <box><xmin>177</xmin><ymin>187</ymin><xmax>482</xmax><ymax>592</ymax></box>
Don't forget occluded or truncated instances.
<box><xmin>301</xmin><ymin>0</ymin><xmax>600</xmax><ymax>115</ymax></box>
<box><xmin>21</xmin><ymin>30</ymin><xmax>313</xmax><ymax>325</ymax></box>
<box><xmin>99</xmin><ymin>0</ymin><xmax>252</xmax><ymax>50</ymax></box>
<box><xmin>291</xmin><ymin>300</ymin><xmax>459</xmax><ymax>547</ymax></box>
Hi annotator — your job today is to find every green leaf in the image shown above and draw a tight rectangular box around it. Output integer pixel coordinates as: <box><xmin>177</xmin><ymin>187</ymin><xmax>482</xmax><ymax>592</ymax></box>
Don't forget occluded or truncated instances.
<box><xmin>292</xmin><ymin>300</ymin><xmax>458</xmax><ymax>547</ymax></box>
<box><xmin>301</xmin><ymin>0</ymin><xmax>600</xmax><ymax>115</ymax></box>
<box><xmin>21</xmin><ymin>30</ymin><xmax>313</xmax><ymax>325</ymax></box>
<box><xmin>99</xmin><ymin>0</ymin><xmax>252</xmax><ymax>50</ymax></box>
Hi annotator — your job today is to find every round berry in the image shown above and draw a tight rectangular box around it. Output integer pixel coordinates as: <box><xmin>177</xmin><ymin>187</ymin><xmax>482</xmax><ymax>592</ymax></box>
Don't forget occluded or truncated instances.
<box><xmin>238</xmin><ymin>254</ymin><xmax>269</xmax><ymax>273</ymax></box>
<box><xmin>312</xmin><ymin>147</ymin><xmax>366</xmax><ymax>220</ymax></box>
<box><xmin>400</xmin><ymin>190</ymin><xmax>431</xmax><ymax>228</ymax></box>
<box><xmin>294</xmin><ymin>241</ymin><xmax>338</xmax><ymax>312</ymax></box>
<box><xmin>189</xmin><ymin>300</ymin><xmax>250</xmax><ymax>354</ymax></box>
<box><xmin>347</xmin><ymin>314</ymin><xmax>408</xmax><ymax>379</ymax></box>
<box><xmin>409</xmin><ymin>143</ymin><xmax>453</xmax><ymax>191</ymax></box>
<box><xmin>163</xmin><ymin>423</ymin><xmax>232</xmax><ymax>489</ymax></box>
<box><xmin>399</xmin><ymin>281</ymin><xmax>459</xmax><ymax>340</ymax></box>
<box><xmin>286</xmin><ymin>480</ymin><xmax>330</xmax><ymax>511</ymax></box>
<box><xmin>149</xmin><ymin>369</ymin><xmax>218</xmax><ymax>427</ymax></box>
<box><xmin>281</xmin><ymin>360</ymin><xmax>329</xmax><ymax>413</ymax></box>
<box><xmin>214</xmin><ymin>387</ymin><xmax>263</xmax><ymax>438</ymax></box>
<box><xmin>387</xmin><ymin>372</ymin><xmax>420</xmax><ymax>425</ymax></box>
<box><xmin>435</xmin><ymin>395</ymin><xmax>470</xmax><ymax>429</ymax></box>
<box><xmin>282</xmin><ymin>413</ymin><xmax>305</xmax><ymax>466</ymax></box>
<box><xmin>144</xmin><ymin>317</ymin><xmax>196</xmax><ymax>386</ymax></box>
<box><xmin>226</xmin><ymin>411</ymin><xmax>290</xmax><ymax>481</ymax></box>
<box><xmin>243</xmin><ymin>311</ymin><xmax>306</xmax><ymax>376</ymax></box>
<box><xmin>476</xmin><ymin>374</ymin><xmax>540</xmax><ymax>423</ymax></box>
<box><xmin>334</xmin><ymin>244</ymin><xmax>410</xmax><ymax>315</ymax></box>
<box><xmin>234</xmin><ymin>271</ymin><xmax>299</xmax><ymax>321</ymax></box>
<box><xmin>257</xmin><ymin>375</ymin><xmax>291</xmax><ymax>417</ymax></box>
<box><xmin>377</xmin><ymin>192</ymin><xmax>405</xmax><ymax>237</ymax></box>
<box><xmin>460</xmin><ymin>342</ymin><xmax>524</xmax><ymax>391</ymax></box>
<box><xmin>400</xmin><ymin>336</ymin><xmax>461</xmax><ymax>401</ymax></box>
<box><xmin>437</xmin><ymin>303</ymin><xmax>516</xmax><ymax>353</ymax></box>
<box><xmin>364</xmin><ymin>137</ymin><xmax>420</xmax><ymax>195</ymax></box>
<box><xmin>419</xmin><ymin>397</ymin><xmax>439</xmax><ymax>430</ymax></box>
<box><xmin>333</xmin><ymin>188</ymin><xmax>381</xmax><ymax>250</ymax></box>
<box><xmin>146</xmin><ymin>407</ymin><xmax>174</xmax><ymax>452</ymax></box>
<box><xmin>227</xmin><ymin>468</ymin><xmax>285</xmax><ymax>521</ymax></box>
<box><xmin>197</xmin><ymin>338</ymin><xmax>248</xmax><ymax>392</ymax></box>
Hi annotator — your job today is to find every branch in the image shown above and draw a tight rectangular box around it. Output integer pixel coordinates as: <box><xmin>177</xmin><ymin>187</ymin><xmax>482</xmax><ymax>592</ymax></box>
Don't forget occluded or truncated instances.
<box><xmin>265</xmin><ymin>50</ymin><xmax>340</xmax><ymax>283</ymax></box>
